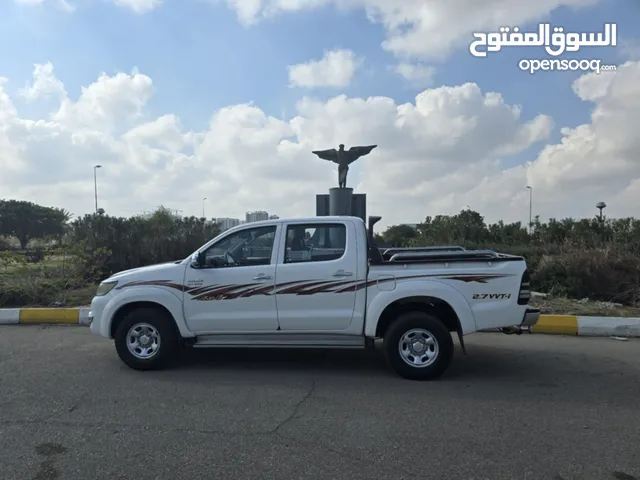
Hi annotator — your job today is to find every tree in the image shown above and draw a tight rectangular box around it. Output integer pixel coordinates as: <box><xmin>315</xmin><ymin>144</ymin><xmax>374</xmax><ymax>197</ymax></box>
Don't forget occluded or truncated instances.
<box><xmin>382</xmin><ymin>224</ymin><xmax>418</xmax><ymax>247</ymax></box>
<box><xmin>0</xmin><ymin>200</ymin><xmax>71</xmax><ymax>249</ymax></box>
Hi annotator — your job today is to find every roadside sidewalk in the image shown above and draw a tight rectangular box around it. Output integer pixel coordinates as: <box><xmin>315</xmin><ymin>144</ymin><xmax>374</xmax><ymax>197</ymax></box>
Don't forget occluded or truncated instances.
<box><xmin>0</xmin><ymin>309</ymin><xmax>639</xmax><ymax>336</ymax></box>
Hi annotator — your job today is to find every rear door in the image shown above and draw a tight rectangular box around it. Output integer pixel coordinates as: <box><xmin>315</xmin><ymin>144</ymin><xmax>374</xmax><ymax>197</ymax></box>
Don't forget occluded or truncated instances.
<box><xmin>274</xmin><ymin>221</ymin><xmax>358</xmax><ymax>331</ymax></box>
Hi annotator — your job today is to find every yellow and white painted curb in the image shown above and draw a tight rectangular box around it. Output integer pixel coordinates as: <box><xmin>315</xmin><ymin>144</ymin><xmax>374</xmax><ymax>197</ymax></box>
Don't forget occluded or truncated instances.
<box><xmin>532</xmin><ymin>314</ymin><xmax>640</xmax><ymax>337</ymax></box>
<box><xmin>0</xmin><ymin>308</ymin><xmax>91</xmax><ymax>325</ymax></box>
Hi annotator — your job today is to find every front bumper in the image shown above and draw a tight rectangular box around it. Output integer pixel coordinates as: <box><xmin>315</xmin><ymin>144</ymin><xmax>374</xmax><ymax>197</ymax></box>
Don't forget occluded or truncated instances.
<box><xmin>520</xmin><ymin>307</ymin><xmax>540</xmax><ymax>327</ymax></box>
<box><xmin>89</xmin><ymin>310</ymin><xmax>101</xmax><ymax>335</ymax></box>
<box><xmin>89</xmin><ymin>294</ymin><xmax>109</xmax><ymax>337</ymax></box>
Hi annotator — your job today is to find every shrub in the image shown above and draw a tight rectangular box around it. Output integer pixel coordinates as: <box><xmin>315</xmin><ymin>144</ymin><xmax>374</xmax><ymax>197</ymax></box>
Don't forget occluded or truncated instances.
<box><xmin>69</xmin><ymin>208</ymin><xmax>221</xmax><ymax>279</ymax></box>
<box><xmin>532</xmin><ymin>248</ymin><xmax>640</xmax><ymax>305</ymax></box>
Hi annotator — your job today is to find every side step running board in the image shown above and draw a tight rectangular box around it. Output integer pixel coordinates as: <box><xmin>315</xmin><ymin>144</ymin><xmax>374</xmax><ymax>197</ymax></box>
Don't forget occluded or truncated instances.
<box><xmin>193</xmin><ymin>333</ymin><xmax>366</xmax><ymax>349</ymax></box>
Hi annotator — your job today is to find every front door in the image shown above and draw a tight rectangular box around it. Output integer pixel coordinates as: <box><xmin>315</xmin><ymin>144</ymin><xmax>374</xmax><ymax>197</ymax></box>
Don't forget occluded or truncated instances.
<box><xmin>275</xmin><ymin>222</ymin><xmax>358</xmax><ymax>331</ymax></box>
<box><xmin>183</xmin><ymin>224</ymin><xmax>280</xmax><ymax>333</ymax></box>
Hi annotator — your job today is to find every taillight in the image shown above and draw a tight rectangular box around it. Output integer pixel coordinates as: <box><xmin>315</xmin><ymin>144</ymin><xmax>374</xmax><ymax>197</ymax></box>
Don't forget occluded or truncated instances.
<box><xmin>518</xmin><ymin>269</ymin><xmax>531</xmax><ymax>305</ymax></box>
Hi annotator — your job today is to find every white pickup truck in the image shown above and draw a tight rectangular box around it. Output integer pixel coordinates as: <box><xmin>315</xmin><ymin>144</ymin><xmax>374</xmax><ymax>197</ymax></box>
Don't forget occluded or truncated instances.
<box><xmin>89</xmin><ymin>215</ymin><xmax>539</xmax><ymax>380</ymax></box>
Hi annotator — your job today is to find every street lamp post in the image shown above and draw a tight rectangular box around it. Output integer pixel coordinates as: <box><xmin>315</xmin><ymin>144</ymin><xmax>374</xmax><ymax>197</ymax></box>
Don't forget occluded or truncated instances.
<box><xmin>94</xmin><ymin>165</ymin><xmax>102</xmax><ymax>214</ymax></box>
<box><xmin>202</xmin><ymin>197</ymin><xmax>207</xmax><ymax>218</ymax></box>
<box><xmin>525</xmin><ymin>185</ymin><xmax>533</xmax><ymax>233</ymax></box>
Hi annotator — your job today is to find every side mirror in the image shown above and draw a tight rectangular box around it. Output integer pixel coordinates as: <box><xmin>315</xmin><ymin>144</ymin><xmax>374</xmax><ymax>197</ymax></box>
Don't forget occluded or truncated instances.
<box><xmin>191</xmin><ymin>251</ymin><xmax>207</xmax><ymax>268</ymax></box>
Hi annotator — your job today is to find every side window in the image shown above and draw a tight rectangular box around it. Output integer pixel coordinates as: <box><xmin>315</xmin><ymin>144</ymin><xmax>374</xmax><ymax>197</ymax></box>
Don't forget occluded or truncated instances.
<box><xmin>204</xmin><ymin>226</ymin><xmax>277</xmax><ymax>268</ymax></box>
<box><xmin>284</xmin><ymin>223</ymin><xmax>346</xmax><ymax>263</ymax></box>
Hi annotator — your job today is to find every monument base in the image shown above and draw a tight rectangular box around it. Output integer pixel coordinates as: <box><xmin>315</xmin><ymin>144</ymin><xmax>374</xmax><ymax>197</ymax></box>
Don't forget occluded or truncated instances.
<box><xmin>329</xmin><ymin>187</ymin><xmax>353</xmax><ymax>216</ymax></box>
<box><xmin>316</xmin><ymin>189</ymin><xmax>367</xmax><ymax>222</ymax></box>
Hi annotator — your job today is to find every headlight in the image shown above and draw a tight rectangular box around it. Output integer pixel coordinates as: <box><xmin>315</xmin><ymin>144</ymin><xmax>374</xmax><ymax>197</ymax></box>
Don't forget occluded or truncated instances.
<box><xmin>96</xmin><ymin>281</ymin><xmax>118</xmax><ymax>296</ymax></box>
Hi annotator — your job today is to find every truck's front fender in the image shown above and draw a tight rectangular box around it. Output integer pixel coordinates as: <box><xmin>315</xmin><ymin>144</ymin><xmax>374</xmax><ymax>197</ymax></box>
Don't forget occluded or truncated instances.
<box><xmin>99</xmin><ymin>286</ymin><xmax>193</xmax><ymax>339</ymax></box>
<box><xmin>364</xmin><ymin>280</ymin><xmax>476</xmax><ymax>338</ymax></box>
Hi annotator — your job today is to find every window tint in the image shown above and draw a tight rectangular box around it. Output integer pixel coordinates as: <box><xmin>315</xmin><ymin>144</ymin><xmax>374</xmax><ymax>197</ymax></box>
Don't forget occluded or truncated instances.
<box><xmin>284</xmin><ymin>224</ymin><xmax>346</xmax><ymax>263</ymax></box>
<box><xmin>204</xmin><ymin>226</ymin><xmax>276</xmax><ymax>268</ymax></box>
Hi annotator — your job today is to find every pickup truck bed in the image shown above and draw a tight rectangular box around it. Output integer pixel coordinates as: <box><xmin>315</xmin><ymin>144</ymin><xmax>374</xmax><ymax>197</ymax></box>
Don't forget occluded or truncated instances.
<box><xmin>88</xmin><ymin>215</ymin><xmax>539</xmax><ymax>380</ymax></box>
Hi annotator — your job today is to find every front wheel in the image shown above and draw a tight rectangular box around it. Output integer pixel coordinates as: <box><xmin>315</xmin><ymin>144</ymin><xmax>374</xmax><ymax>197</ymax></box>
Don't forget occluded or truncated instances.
<box><xmin>114</xmin><ymin>307</ymin><xmax>179</xmax><ymax>370</ymax></box>
<box><xmin>383</xmin><ymin>312</ymin><xmax>454</xmax><ymax>380</ymax></box>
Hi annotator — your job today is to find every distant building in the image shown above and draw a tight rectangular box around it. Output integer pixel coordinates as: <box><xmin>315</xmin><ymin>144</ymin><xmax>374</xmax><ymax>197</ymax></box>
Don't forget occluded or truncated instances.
<box><xmin>138</xmin><ymin>208</ymin><xmax>182</xmax><ymax>220</ymax></box>
<box><xmin>246</xmin><ymin>210</ymin><xmax>269</xmax><ymax>223</ymax></box>
<box><xmin>269</xmin><ymin>214</ymin><xmax>279</xmax><ymax>220</ymax></box>
<box><xmin>214</xmin><ymin>217</ymin><xmax>241</xmax><ymax>232</ymax></box>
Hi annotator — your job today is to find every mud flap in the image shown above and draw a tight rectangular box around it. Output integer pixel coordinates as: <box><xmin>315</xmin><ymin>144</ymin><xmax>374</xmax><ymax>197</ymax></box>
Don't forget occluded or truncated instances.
<box><xmin>456</xmin><ymin>327</ymin><xmax>467</xmax><ymax>355</ymax></box>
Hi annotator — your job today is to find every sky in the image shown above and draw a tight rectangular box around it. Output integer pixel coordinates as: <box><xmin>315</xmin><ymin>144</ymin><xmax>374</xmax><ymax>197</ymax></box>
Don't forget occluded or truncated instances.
<box><xmin>0</xmin><ymin>0</ymin><xmax>639</xmax><ymax>229</ymax></box>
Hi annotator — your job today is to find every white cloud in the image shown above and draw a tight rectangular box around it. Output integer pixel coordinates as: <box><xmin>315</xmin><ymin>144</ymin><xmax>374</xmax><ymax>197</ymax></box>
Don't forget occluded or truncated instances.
<box><xmin>53</xmin><ymin>68</ymin><xmax>154</xmax><ymax>133</ymax></box>
<box><xmin>393</xmin><ymin>62</ymin><xmax>436</xmax><ymax>87</ymax></box>
<box><xmin>526</xmin><ymin>62</ymin><xmax>640</xmax><ymax>210</ymax></box>
<box><xmin>19</xmin><ymin>62</ymin><xmax>67</xmax><ymax>102</ymax></box>
<box><xmin>1</xmin><ymin>62</ymin><xmax>639</xmax><ymax>229</ymax></box>
<box><xmin>224</xmin><ymin>0</ymin><xmax>600</xmax><ymax>60</ymax></box>
<box><xmin>288</xmin><ymin>49</ymin><xmax>362</xmax><ymax>88</ymax></box>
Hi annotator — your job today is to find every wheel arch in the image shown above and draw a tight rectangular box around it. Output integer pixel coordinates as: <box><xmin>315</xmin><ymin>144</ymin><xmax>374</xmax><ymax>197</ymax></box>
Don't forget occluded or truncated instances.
<box><xmin>375</xmin><ymin>296</ymin><xmax>462</xmax><ymax>339</ymax></box>
<box><xmin>110</xmin><ymin>301</ymin><xmax>178</xmax><ymax>339</ymax></box>
<box><xmin>100</xmin><ymin>287</ymin><xmax>192</xmax><ymax>339</ymax></box>
<box><xmin>366</xmin><ymin>281</ymin><xmax>477</xmax><ymax>339</ymax></box>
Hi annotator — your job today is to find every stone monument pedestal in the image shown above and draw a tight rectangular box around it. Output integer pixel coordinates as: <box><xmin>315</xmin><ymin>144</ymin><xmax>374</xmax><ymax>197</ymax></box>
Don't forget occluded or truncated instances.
<box><xmin>329</xmin><ymin>187</ymin><xmax>353</xmax><ymax>216</ymax></box>
<box><xmin>316</xmin><ymin>188</ymin><xmax>367</xmax><ymax>222</ymax></box>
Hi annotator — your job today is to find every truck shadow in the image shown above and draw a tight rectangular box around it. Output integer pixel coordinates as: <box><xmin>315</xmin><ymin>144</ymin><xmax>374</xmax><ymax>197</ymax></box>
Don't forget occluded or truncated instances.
<box><xmin>171</xmin><ymin>339</ymin><xmax>541</xmax><ymax>381</ymax></box>
<box><xmin>165</xmin><ymin>338</ymin><xmax>640</xmax><ymax>408</ymax></box>
<box><xmin>176</xmin><ymin>346</ymin><xmax>390</xmax><ymax>377</ymax></box>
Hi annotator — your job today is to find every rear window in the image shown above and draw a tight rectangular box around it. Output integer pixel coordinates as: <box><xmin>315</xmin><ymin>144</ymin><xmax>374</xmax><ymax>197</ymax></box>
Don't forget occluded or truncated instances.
<box><xmin>284</xmin><ymin>223</ymin><xmax>346</xmax><ymax>263</ymax></box>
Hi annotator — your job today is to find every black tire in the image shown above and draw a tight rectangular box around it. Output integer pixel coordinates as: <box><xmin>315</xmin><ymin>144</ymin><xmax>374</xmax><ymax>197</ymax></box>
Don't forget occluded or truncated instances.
<box><xmin>383</xmin><ymin>311</ymin><xmax>454</xmax><ymax>381</ymax></box>
<box><xmin>114</xmin><ymin>307</ymin><xmax>179</xmax><ymax>370</ymax></box>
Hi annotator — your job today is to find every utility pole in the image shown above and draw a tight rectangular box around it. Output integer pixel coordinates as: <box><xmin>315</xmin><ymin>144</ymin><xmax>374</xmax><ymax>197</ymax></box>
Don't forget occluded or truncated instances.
<box><xmin>202</xmin><ymin>197</ymin><xmax>207</xmax><ymax>218</ymax></box>
<box><xmin>526</xmin><ymin>185</ymin><xmax>533</xmax><ymax>233</ymax></box>
<box><xmin>94</xmin><ymin>165</ymin><xmax>102</xmax><ymax>213</ymax></box>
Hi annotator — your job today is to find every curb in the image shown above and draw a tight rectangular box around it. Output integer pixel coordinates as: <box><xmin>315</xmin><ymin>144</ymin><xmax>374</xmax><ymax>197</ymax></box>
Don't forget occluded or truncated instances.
<box><xmin>0</xmin><ymin>308</ymin><xmax>90</xmax><ymax>325</ymax></box>
<box><xmin>531</xmin><ymin>315</ymin><xmax>640</xmax><ymax>337</ymax></box>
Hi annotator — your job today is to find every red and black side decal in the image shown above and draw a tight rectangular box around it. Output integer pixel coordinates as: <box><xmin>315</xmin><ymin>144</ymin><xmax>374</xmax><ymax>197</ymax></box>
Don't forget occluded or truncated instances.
<box><xmin>114</xmin><ymin>273</ymin><xmax>514</xmax><ymax>301</ymax></box>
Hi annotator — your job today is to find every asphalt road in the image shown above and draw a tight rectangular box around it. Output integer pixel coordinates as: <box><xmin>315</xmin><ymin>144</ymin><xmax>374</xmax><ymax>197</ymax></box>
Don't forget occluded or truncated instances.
<box><xmin>1</xmin><ymin>327</ymin><xmax>639</xmax><ymax>480</ymax></box>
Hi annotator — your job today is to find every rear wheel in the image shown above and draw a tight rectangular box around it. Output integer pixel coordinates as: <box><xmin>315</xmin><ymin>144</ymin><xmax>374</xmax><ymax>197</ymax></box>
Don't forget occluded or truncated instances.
<box><xmin>383</xmin><ymin>311</ymin><xmax>454</xmax><ymax>380</ymax></box>
<box><xmin>114</xmin><ymin>307</ymin><xmax>179</xmax><ymax>370</ymax></box>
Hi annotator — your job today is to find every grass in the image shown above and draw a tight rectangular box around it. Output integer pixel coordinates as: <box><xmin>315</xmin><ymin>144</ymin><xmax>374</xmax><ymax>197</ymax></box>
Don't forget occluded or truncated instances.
<box><xmin>529</xmin><ymin>295</ymin><xmax>640</xmax><ymax>317</ymax></box>
<box><xmin>58</xmin><ymin>284</ymin><xmax>97</xmax><ymax>307</ymax></box>
<box><xmin>0</xmin><ymin>251</ymin><xmax>95</xmax><ymax>307</ymax></box>
<box><xmin>0</xmin><ymin>254</ymin><xmax>71</xmax><ymax>276</ymax></box>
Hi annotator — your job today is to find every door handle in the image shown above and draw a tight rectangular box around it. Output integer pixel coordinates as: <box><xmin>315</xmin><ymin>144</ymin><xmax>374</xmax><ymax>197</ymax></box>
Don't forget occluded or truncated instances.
<box><xmin>332</xmin><ymin>270</ymin><xmax>353</xmax><ymax>277</ymax></box>
<box><xmin>253</xmin><ymin>274</ymin><xmax>272</xmax><ymax>281</ymax></box>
